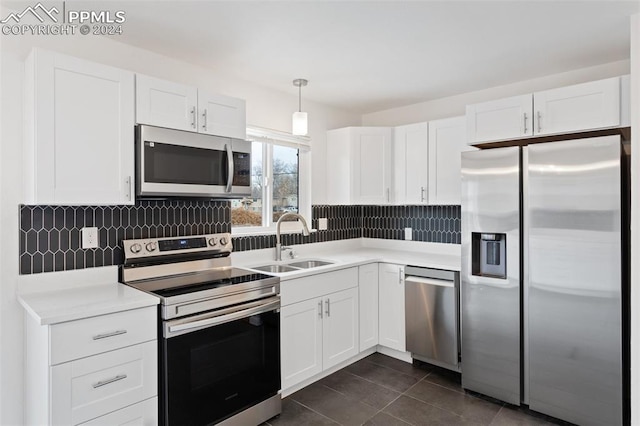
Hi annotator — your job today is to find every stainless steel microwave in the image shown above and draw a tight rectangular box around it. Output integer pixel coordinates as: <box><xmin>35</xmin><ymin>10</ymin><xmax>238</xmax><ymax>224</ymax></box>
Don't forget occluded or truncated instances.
<box><xmin>135</xmin><ymin>125</ymin><xmax>251</xmax><ymax>198</ymax></box>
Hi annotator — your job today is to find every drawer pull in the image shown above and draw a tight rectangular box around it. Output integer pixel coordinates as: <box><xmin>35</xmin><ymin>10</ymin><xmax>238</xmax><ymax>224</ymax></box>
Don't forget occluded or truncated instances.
<box><xmin>92</xmin><ymin>374</ymin><xmax>127</xmax><ymax>389</ymax></box>
<box><xmin>92</xmin><ymin>330</ymin><xmax>127</xmax><ymax>340</ymax></box>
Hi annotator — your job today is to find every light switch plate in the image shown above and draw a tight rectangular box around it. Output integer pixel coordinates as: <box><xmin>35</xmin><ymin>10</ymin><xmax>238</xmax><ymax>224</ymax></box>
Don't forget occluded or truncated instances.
<box><xmin>404</xmin><ymin>227</ymin><xmax>412</xmax><ymax>241</ymax></box>
<box><xmin>81</xmin><ymin>227</ymin><xmax>99</xmax><ymax>249</ymax></box>
<box><xmin>319</xmin><ymin>218</ymin><xmax>328</xmax><ymax>230</ymax></box>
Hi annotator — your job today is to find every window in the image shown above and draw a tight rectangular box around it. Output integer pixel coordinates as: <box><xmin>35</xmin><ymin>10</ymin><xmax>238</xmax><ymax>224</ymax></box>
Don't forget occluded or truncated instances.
<box><xmin>231</xmin><ymin>126</ymin><xmax>310</xmax><ymax>234</ymax></box>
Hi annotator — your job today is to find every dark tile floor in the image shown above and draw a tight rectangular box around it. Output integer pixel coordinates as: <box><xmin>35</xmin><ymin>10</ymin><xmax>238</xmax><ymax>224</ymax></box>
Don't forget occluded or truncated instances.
<box><xmin>265</xmin><ymin>353</ymin><xmax>568</xmax><ymax>426</ymax></box>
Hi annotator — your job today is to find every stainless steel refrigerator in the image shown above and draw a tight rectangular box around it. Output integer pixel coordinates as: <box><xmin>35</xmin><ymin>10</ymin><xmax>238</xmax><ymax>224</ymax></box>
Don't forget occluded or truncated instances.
<box><xmin>460</xmin><ymin>135</ymin><xmax>629</xmax><ymax>426</ymax></box>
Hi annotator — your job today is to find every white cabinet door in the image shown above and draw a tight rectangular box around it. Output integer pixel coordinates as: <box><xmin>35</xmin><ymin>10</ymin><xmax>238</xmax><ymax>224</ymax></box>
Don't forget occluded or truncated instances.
<box><xmin>135</xmin><ymin>74</ymin><xmax>198</xmax><ymax>131</ymax></box>
<box><xmin>281</xmin><ymin>298</ymin><xmax>323</xmax><ymax>390</ymax></box>
<box><xmin>198</xmin><ymin>91</ymin><xmax>246</xmax><ymax>139</ymax></box>
<box><xmin>352</xmin><ymin>127</ymin><xmax>393</xmax><ymax>204</ymax></box>
<box><xmin>27</xmin><ymin>49</ymin><xmax>135</xmax><ymax>205</ymax></box>
<box><xmin>394</xmin><ymin>122</ymin><xmax>429</xmax><ymax>204</ymax></box>
<box><xmin>533</xmin><ymin>77</ymin><xmax>620</xmax><ymax>136</ymax></box>
<box><xmin>359</xmin><ymin>263</ymin><xmax>379</xmax><ymax>351</ymax></box>
<box><xmin>428</xmin><ymin>116</ymin><xmax>475</xmax><ymax>205</ymax></box>
<box><xmin>378</xmin><ymin>263</ymin><xmax>406</xmax><ymax>352</ymax></box>
<box><xmin>323</xmin><ymin>288</ymin><xmax>359</xmax><ymax>370</ymax></box>
<box><xmin>466</xmin><ymin>94</ymin><xmax>532</xmax><ymax>145</ymax></box>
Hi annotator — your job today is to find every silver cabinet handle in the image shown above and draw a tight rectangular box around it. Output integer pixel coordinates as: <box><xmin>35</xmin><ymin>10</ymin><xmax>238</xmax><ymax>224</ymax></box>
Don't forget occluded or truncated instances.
<box><xmin>386</xmin><ymin>188</ymin><xmax>390</xmax><ymax>203</ymax></box>
<box><xmin>523</xmin><ymin>112</ymin><xmax>528</xmax><ymax>134</ymax></box>
<box><xmin>202</xmin><ymin>109</ymin><xmax>208</xmax><ymax>131</ymax></box>
<box><xmin>93</xmin><ymin>374</ymin><xmax>127</xmax><ymax>389</ymax></box>
<box><xmin>125</xmin><ymin>176</ymin><xmax>132</xmax><ymax>201</ymax></box>
<box><xmin>190</xmin><ymin>106</ymin><xmax>196</xmax><ymax>129</ymax></box>
<box><xmin>318</xmin><ymin>300</ymin><xmax>323</xmax><ymax>319</ymax></box>
<box><xmin>93</xmin><ymin>330</ymin><xmax>127</xmax><ymax>340</ymax></box>
<box><xmin>325</xmin><ymin>298</ymin><xmax>330</xmax><ymax>317</ymax></box>
<box><xmin>398</xmin><ymin>269</ymin><xmax>403</xmax><ymax>285</ymax></box>
<box><xmin>420</xmin><ymin>187</ymin><xmax>425</xmax><ymax>203</ymax></box>
<box><xmin>225</xmin><ymin>143</ymin><xmax>234</xmax><ymax>193</ymax></box>
<box><xmin>537</xmin><ymin>111</ymin><xmax>542</xmax><ymax>133</ymax></box>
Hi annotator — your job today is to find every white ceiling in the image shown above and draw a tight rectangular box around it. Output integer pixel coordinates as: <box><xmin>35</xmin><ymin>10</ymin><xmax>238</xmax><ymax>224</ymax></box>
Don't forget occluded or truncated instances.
<box><xmin>85</xmin><ymin>1</ymin><xmax>640</xmax><ymax>113</ymax></box>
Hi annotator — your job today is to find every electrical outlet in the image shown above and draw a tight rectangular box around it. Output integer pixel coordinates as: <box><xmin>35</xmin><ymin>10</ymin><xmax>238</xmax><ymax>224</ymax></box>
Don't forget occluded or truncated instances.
<box><xmin>81</xmin><ymin>227</ymin><xmax>99</xmax><ymax>249</ymax></box>
<box><xmin>404</xmin><ymin>227</ymin><xmax>413</xmax><ymax>241</ymax></box>
<box><xmin>318</xmin><ymin>218</ymin><xmax>328</xmax><ymax>231</ymax></box>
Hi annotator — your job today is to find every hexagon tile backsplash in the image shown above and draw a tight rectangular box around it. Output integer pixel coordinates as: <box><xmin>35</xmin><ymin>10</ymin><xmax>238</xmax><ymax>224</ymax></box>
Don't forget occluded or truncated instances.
<box><xmin>19</xmin><ymin>202</ymin><xmax>460</xmax><ymax>275</ymax></box>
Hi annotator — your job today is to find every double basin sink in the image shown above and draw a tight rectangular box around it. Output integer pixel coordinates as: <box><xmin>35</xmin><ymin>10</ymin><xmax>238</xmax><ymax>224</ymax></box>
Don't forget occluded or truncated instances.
<box><xmin>252</xmin><ymin>259</ymin><xmax>334</xmax><ymax>274</ymax></box>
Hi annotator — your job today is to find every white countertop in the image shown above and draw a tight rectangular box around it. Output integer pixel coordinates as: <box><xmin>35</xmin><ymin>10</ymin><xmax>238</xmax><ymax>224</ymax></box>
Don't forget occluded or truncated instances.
<box><xmin>17</xmin><ymin>266</ymin><xmax>159</xmax><ymax>325</ymax></box>
<box><xmin>233</xmin><ymin>238</ymin><xmax>461</xmax><ymax>280</ymax></box>
<box><xmin>17</xmin><ymin>239</ymin><xmax>460</xmax><ymax>324</ymax></box>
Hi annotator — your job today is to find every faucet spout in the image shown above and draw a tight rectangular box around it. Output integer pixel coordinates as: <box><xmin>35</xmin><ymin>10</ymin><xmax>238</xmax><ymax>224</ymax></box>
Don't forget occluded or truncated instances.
<box><xmin>275</xmin><ymin>212</ymin><xmax>311</xmax><ymax>261</ymax></box>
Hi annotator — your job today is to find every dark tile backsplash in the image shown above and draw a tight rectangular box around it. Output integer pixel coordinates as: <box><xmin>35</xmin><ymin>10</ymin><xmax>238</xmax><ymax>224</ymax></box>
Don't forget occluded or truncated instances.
<box><xmin>19</xmin><ymin>200</ymin><xmax>230</xmax><ymax>275</ymax></box>
<box><xmin>19</xmin><ymin>202</ymin><xmax>460</xmax><ymax>274</ymax></box>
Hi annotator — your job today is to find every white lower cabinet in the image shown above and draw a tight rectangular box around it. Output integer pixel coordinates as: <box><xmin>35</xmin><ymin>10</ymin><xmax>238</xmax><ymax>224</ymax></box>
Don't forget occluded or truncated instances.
<box><xmin>358</xmin><ymin>263</ymin><xmax>379</xmax><ymax>351</ymax></box>
<box><xmin>378</xmin><ymin>263</ymin><xmax>406</xmax><ymax>352</ymax></box>
<box><xmin>79</xmin><ymin>398</ymin><xmax>157</xmax><ymax>426</ymax></box>
<box><xmin>281</xmin><ymin>268</ymin><xmax>359</xmax><ymax>391</ymax></box>
<box><xmin>25</xmin><ymin>306</ymin><xmax>157</xmax><ymax>426</ymax></box>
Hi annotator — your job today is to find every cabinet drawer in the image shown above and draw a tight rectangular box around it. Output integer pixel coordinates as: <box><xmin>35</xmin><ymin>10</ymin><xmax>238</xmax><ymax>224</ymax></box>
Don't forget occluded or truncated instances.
<box><xmin>78</xmin><ymin>397</ymin><xmax>157</xmax><ymax>426</ymax></box>
<box><xmin>50</xmin><ymin>306</ymin><xmax>156</xmax><ymax>365</ymax></box>
<box><xmin>281</xmin><ymin>267</ymin><xmax>358</xmax><ymax>306</ymax></box>
<box><xmin>51</xmin><ymin>341</ymin><xmax>157</xmax><ymax>425</ymax></box>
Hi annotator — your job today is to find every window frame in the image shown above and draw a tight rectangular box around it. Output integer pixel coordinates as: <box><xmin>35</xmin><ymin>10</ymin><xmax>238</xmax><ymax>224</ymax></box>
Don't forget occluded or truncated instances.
<box><xmin>231</xmin><ymin>126</ymin><xmax>311</xmax><ymax>236</ymax></box>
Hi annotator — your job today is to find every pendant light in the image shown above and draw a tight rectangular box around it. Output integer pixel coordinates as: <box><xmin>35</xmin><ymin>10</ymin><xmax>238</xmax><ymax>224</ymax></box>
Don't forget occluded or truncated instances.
<box><xmin>292</xmin><ymin>78</ymin><xmax>308</xmax><ymax>136</ymax></box>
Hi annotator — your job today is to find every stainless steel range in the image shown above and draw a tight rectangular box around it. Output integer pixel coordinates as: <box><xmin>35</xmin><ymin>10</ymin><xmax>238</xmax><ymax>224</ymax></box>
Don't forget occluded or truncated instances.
<box><xmin>120</xmin><ymin>233</ymin><xmax>281</xmax><ymax>426</ymax></box>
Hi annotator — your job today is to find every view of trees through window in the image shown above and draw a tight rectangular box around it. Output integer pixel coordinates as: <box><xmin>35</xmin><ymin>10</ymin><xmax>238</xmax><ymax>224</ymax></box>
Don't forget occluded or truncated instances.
<box><xmin>231</xmin><ymin>142</ymin><xmax>299</xmax><ymax>227</ymax></box>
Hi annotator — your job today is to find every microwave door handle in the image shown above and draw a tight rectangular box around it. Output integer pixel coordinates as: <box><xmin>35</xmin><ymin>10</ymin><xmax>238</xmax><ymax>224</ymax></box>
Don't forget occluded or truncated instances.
<box><xmin>225</xmin><ymin>143</ymin><xmax>234</xmax><ymax>193</ymax></box>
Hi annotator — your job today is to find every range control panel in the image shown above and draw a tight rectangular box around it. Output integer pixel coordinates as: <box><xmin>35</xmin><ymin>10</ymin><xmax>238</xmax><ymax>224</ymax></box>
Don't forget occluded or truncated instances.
<box><xmin>123</xmin><ymin>233</ymin><xmax>232</xmax><ymax>261</ymax></box>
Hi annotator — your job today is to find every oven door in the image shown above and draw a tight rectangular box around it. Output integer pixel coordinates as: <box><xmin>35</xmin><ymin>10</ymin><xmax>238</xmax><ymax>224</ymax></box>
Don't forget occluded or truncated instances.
<box><xmin>161</xmin><ymin>297</ymin><xmax>280</xmax><ymax>426</ymax></box>
<box><xmin>136</xmin><ymin>124</ymin><xmax>251</xmax><ymax>198</ymax></box>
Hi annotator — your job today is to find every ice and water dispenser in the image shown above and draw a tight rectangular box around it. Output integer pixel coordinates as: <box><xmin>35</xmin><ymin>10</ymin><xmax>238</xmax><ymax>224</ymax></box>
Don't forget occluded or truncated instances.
<box><xmin>471</xmin><ymin>233</ymin><xmax>506</xmax><ymax>279</ymax></box>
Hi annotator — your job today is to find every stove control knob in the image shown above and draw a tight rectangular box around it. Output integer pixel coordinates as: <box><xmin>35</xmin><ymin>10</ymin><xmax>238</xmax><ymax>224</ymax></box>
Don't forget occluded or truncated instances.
<box><xmin>146</xmin><ymin>242</ymin><xmax>157</xmax><ymax>252</ymax></box>
<box><xmin>130</xmin><ymin>243</ymin><xmax>142</xmax><ymax>254</ymax></box>
<box><xmin>219</xmin><ymin>237</ymin><xmax>228</xmax><ymax>246</ymax></box>
<box><xmin>208</xmin><ymin>238</ymin><xmax>217</xmax><ymax>247</ymax></box>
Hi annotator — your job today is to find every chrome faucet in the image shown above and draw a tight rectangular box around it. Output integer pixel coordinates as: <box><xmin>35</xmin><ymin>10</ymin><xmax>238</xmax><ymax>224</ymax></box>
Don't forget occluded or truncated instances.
<box><xmin>275</xmin><ymin>212</ymin><xmax>310</xmax><ymax>261</ymax></box>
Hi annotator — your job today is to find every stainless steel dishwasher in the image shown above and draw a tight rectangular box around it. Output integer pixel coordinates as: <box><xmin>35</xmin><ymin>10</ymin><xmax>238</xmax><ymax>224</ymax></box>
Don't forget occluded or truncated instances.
<box><xmin>405</xmin><ymin>266</ymin><xmax>460</xmax><ymax>372</ymax></box>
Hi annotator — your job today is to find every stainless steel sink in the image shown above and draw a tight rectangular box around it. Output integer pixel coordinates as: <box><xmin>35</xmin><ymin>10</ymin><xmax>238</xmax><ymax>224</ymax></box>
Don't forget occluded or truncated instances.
<box><xmin>288</xmin><ymin>260</ymin><xmax>334</xmax><ymax>269</ymax></box>
<box><xmin>252</xmin><ymin>264</ymin><xmax>301</xmax><ymax>273</ymax></box>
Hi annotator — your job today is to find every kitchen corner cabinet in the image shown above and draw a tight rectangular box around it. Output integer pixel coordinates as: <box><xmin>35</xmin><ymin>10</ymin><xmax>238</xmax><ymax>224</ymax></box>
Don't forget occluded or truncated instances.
<box><xmin>280</xmin><ymin>268</ymin><xmax>359</xmax><ymax>390</ymax></box>
<box><xmin>378</xmin><ymin>263</ymin><xmax>406</xmax><ymax>352</ymax></box>
<box><xmin>393</xmin><ymin>122</ymin><xmax>429</xmax><ymax>204</ymax></box>
<box><xmin>24</xmin><ymin>49</ymin><xmax>135</xmax><ymax>205</ymax></box>
<box><xmin>359</xmin><ymin>263</ymin><xmax>379</xmax><ymax>351</ymax></box>
<box><xmin>24</xmin><ymin>306</ymin><xmax>158</xmax><ymax>425</ymax></box>
<box><xmin>326</xmin><ymin>127</ymin><xmax>393</xmax><ymax>204</ymax></box>
<box><xmin>428</xmin><ymin>116</ymin><xmax>474</xmax><ymax>205</ymax></box>
<box><xmin>466</xmin><ymin>76</ymin><xmax>625</xmax><ymax>145</ymax></box>
<box><xmin>136</xmin><ymin>74</ymin><xmax>246</xmax><ymax>139</ymax></box>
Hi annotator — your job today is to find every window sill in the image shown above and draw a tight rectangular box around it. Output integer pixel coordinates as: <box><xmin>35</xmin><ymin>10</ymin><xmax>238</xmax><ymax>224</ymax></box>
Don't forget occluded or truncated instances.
<box><xmin>231</xmin><ymin>228</ymin><xmax>318</xmax><ymax>237</ymax></box>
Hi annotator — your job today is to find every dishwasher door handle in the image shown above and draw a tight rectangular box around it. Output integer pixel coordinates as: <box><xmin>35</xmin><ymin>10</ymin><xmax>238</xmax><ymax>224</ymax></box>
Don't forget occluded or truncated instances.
<box><xmin>405</xmin><ymin>275</ymin><xmax>454</xmax><ymax>288</ymax></box>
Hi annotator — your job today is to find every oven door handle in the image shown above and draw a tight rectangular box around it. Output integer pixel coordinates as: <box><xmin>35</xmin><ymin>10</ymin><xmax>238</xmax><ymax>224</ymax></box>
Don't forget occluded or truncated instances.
<box><xmin>166</xmin><ymin>297</ymin><xmax>280</xmax><ymax>338</ymax></box>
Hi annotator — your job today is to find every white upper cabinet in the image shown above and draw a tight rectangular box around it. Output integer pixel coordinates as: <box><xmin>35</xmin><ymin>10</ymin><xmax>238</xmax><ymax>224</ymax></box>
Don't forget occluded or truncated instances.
<box><xmin>135</xmin><ymin>74</ymin><xmax>198</xmax><ymax>132</ymax></box>
<box><xmin>428</xmin><ymin>116</ymin><xmax>474</xmax><ymax>205</ymax></box>
<box><xmin>25</xmin><ymin>49</ymin><xmax>135</xmax><ymax>205</ymax></box>
<box><xmin>394</xmin><ymin>122</ymin><xmax>429</xmax><ymax>204</ymax></box>
<box><xmin>198</xmin><ymin>91</ymin><xmax>247</xmax><ymax>139</ymax></box>
<box><xmin>466</xmin><ymin>76</ymin><xmax>626</xmax><ymax>145</ymax></box>
<box><xmin>533</xmin><ymin>77</ymin><xmax>620</xmax><ymax>136</ymax></box>
<box><xmin>136</xmin><ymin>74</ymin><xmax>246</xmax><ymax>139</ymax></box>
<box><xmin>466</xmin><ymin>94</ymin><xmax>532</xmax><ymax>145</ymax></box>
<box><xmin>326</xmin><ymin>127</ymin><xmax>393</xmax><ymax>204</ymax></box>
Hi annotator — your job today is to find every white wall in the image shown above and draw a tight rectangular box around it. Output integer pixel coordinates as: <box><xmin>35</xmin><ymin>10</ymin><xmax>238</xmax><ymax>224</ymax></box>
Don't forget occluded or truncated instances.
<box><xmin>630</xmin><ymin>14</ymin><xmax>639</xmax><ymax>426</ymax></box>
<box><xmin>0</xmin><ymin>34</ymin><xmax>359</xmax><ymax>425</ymax></box>
<box><xmin>362</xmin><ymin>60</ymin><xmax>630</xmax><ymax>126</ymax></box>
